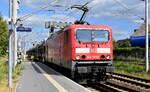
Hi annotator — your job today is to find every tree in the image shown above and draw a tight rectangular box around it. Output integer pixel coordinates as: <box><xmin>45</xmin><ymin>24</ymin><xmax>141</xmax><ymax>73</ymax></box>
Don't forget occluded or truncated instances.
<box><xmin>118</xmin><ymin>40</ymin><xmax>131</xmax><ymax>47</ymax></box>
<box><xmin>113</xmin><ymin>40</ymin><xmax>118</xmax><ymax>49</ymax></box>
<box><xmin>0</xmin><ymin>15</ymin><xmax>8</xmax><ymax>56</ymax></box>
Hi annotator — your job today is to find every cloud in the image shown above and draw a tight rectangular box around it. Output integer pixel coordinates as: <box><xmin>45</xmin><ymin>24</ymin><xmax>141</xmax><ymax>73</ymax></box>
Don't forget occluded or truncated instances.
<box><xmin>87</xmin><ymin>0</ymin><xmax>150</xmax><ymax>23</ymax></box>
<box><xmin>21</xmin><ymin>14</ymin><xmax>132</xmax><ymax>41</ymax></box>
<box><xmin>113</xmin><ymin>30</ymin><xmax>130</xmax><ymax>40</ymax></box>
<box><xmin>3</xmin><ymin>16</ymin><xmax>8</xmax><ymax>21</ymax></box>
<box><xmin>22</xmin><ymin>14</ymin><xmax>76</xmax><ymax>31</ymax></box>
<box><xmin>20</xmin><ymin>0</ymin><xmax>150</xmax><ymax>41</ymax></box>
<box><xmin>22</xmin><ymin>0</ymin><xmax>149</xmax><ymax>23</ymax></box>
<box><xmin>22</xmin><ymin>0</ymin><xmax>53</xmax><ymax>8</ymax></box>
<box><xmin>22</xmin><ymin>0</ymin><xmax>90</xmax><ymax>8</ymax></box>
<box><xmin>19</xmin><ymin>14</ymin><xmax>76</xmax><ymax>47</ymax></box>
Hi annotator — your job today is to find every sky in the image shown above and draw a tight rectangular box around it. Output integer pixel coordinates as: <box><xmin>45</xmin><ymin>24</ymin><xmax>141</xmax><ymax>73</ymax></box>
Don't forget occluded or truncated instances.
<box><xmin>0</xmin><ymin>0</ymin><xmax>150</xmax><ymax>49</ymax></box>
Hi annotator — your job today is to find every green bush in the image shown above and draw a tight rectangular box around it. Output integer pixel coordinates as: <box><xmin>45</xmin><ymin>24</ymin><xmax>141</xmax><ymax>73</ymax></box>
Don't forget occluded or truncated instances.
<box><xmin>118</xmin><ymin>40</ymin><xmax>131</xmax><ymax>47</ymax></box>
<box><xmin>113</xmin><ymin>47</ymin><xmax>145</xmax><ymax>62</ymax></box>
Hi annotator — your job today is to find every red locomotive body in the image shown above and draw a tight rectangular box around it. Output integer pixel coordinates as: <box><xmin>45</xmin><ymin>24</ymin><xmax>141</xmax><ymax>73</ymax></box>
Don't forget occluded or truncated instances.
<box><xmin>43</xmin><ymin>24</ymin><xmax>114</xmax><ymax>82</ymax></box>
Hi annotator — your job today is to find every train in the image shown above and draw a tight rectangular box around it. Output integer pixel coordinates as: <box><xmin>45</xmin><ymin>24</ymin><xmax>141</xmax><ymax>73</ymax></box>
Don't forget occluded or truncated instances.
<box><xmin>27</xmin><ymin>24</ymin><xmax>114</xmax><ymax>83</ymax></box>
<box><xmin>130</xmin><ymin>35</ymin><xmax>150</xmax><ymax>48</ymax></box>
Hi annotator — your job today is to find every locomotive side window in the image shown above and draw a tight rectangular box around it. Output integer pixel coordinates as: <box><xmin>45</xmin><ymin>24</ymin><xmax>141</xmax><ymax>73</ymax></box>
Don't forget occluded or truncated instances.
<box><xmin>76</xmin><ymin>29</ymin><xmax>109</xmax><ymax>42</ymax></box>
<box><xmin>64</xmin><ymin>30</ymin><xmax>69</xmax><ymax>43</ymax></box>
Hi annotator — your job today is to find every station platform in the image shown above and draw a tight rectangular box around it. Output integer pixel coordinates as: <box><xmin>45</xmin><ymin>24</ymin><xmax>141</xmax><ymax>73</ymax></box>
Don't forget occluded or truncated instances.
<box><xmin>16</xmin><ymin>62</ymin><xmax>90</xmax><ymax>92</ymax></box>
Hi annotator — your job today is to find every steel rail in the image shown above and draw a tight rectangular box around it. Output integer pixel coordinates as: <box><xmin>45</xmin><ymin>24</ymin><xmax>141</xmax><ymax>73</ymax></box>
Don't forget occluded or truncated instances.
<box><xmin>106</xmin><ymin>80</ymin><xmax>140</xmax><ymax>92</ymax></box>
<box><xmin>112</xmin><ymin>76</ymin><xmax>150</xmax><ymax>89</ymax></box>
<box><xmin>84</xmin><ymin>81</ymin><xmax>141</xmax><ymax>92</ymax></box>
<box><xmin>112</xmin><ymin>73</ymin><xmax>150</xmax><ymax>83</ymax></box>
<box><xmin>84</xmin><ymin>83</ymin><xmax>124</xmax><ymax>92</ymax></box>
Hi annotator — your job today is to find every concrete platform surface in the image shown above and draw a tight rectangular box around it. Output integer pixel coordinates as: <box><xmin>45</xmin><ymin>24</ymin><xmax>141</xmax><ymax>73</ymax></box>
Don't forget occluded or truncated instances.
<box><xmin>16</xmin><ymin>62</ymin><xmax>90</xmax><ymax>92</ymax></box>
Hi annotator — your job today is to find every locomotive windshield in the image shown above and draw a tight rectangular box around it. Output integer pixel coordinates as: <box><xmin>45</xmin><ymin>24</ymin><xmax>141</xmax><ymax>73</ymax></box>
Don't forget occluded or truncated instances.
<box><xmin>76</xmin><ymin>29</ymin><xmax>109</xmax><ymax>42</ymax></box>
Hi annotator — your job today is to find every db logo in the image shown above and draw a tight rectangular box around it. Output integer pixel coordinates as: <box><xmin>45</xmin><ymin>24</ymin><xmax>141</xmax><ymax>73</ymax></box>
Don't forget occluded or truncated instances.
<box><xmin>90</xmin><ymin>48</ymin><xmax>95</xmax><ymax>53</ymax></box>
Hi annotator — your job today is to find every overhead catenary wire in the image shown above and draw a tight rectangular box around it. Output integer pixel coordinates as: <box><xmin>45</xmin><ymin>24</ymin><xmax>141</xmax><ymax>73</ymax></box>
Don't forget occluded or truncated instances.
<box><xmin>115</xmin><ymin>3</ymin><xmax>146</xmax><ymax>15</ymax></box>
<box><xmin>59</xmin><ymin>0</ymin><xmax>90</xmax><ymax>22</ymax></box>
<box><xmin>18</xmin><ymin>0</ymin><xmax>64</xmax><ymax>21</ymax></box>
<box><xmin>113</xmin><ymin>0</ymin><xmax>144</xmax><ymax>20</ymax></box>
<box><xmin>19</xmin><ymin>0</ymin><xmax>96</xmax><ymax>22</ymax></box>
<box><xmin>60</xmin><ymin>9</ymin><xmax>80</xmax><ymax>22</ymax></box>
<box><xmin>19</xmin><ymin>0</ymin><xmax>87</xmax><ymax>21</ymax></box>
<box><xmin>128</xmin><ymin>3</ymin><xmax>145</xmax><ymax>10</ymax></box>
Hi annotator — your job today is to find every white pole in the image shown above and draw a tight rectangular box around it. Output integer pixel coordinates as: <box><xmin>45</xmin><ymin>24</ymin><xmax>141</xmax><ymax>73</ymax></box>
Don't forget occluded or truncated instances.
<box><xmin>145</xmin><ymin>0</ymin><xmax>149</xmax><ymax>72</ymax></box>
<box><xmin>24</xmin><ymin>36</ymin><xmax>26</xmax><ymax>60</ymax></box>
<box><xmin>12</xmin><ymin>0</ymin><xmax>18</xmax><ymax>68</ymax></box>
<box><xmin>8</xmin><ymin>0</ymin><xmax>13</xmax><ymax>88</ymax></box>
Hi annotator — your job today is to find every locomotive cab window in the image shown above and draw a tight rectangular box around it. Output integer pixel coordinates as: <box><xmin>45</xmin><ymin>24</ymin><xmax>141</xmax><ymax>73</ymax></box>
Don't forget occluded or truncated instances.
<box><xmin>76</xmin><ymin>29</ymin><xmax>109</xmax><ymax>42</ymax></box>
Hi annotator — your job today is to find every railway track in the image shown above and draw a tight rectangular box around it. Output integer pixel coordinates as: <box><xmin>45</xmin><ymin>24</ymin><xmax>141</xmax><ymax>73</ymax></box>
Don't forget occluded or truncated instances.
<box><xmin>85</xmin><ymin>73</ymin><xmax>150</xmax><ymax>92</ymax></box>
<box><xmin>112</xmin><ymin>73</ymin><xmax>150</xmax><ymax>84</ymax></box>
<box><xmin>44</xmin><ymin>62</ymin><xmax>150</xmax><ymax>92</ymax></box>
<box><xmin>112</xmin><ymin>73</ymin><xmax>150</xmax><ymax>86</ymax></box>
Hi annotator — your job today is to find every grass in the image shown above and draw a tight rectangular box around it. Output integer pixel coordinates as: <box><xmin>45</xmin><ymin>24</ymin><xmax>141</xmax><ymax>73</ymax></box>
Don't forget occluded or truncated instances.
<box><xmin>114</xmin><ymin>56</ymin><xmax>144</xmax><ymax>63</ymax></box>
<box><xmin>113</xmin><ymin>61</ymin><xmax>150</xmax><ymax>80</ymax></box>
<box><xmin>0</xmin><ymin>56</ymin><xmax>23</xmax><ymax>92</ymax></box>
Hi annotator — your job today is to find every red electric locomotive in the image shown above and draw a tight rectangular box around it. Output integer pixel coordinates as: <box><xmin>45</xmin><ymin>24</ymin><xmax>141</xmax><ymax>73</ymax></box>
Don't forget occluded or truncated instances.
<box><xmin>44</xmin><ymin>24</ymin><xmax>114</xmax><ymax>82</ymax></box>
<box><xmin>27</xmin><ymin>5</ymin><xmax>114</xmax><ymax>82</ymax></box>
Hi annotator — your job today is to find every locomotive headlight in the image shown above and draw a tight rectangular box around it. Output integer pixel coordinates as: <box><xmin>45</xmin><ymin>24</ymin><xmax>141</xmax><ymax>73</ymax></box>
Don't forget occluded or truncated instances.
<box><xmin>100</xmin><ymin>55</ymin><xmax>105</xmax><ymax>59</ymax></box>
<box><xmin>106</xmin><ymin>55</ymin><xmax>111</xmax><ymax>59</ymax></box>
<box><xmin>81</xmin><ymin>55</ymin><xmax>86</xmax><ymax>59</ymax></box>
<box><xmin>76</xmin><ymin>55</ymin><xmax>80</xmax><ymax>60</ymax></box>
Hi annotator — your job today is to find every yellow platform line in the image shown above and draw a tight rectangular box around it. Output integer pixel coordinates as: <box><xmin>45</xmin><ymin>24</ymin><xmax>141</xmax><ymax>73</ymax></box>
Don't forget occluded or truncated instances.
<box><xmin>33</xmin><ymin>63</ymin><xmax>68</xmax><ymax>92</ymax></box>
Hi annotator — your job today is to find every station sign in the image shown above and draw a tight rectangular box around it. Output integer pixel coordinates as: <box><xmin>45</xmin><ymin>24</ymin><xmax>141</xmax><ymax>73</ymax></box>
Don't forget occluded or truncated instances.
<box><xmin>17</xmin><ymin>27</ymin><xmax>32</xmax><ymax>32</ymax></box>
<box><xmin>45</xmin><ymin>21</ymin><xmax>73</xmax><ymax>29</ymax></box>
